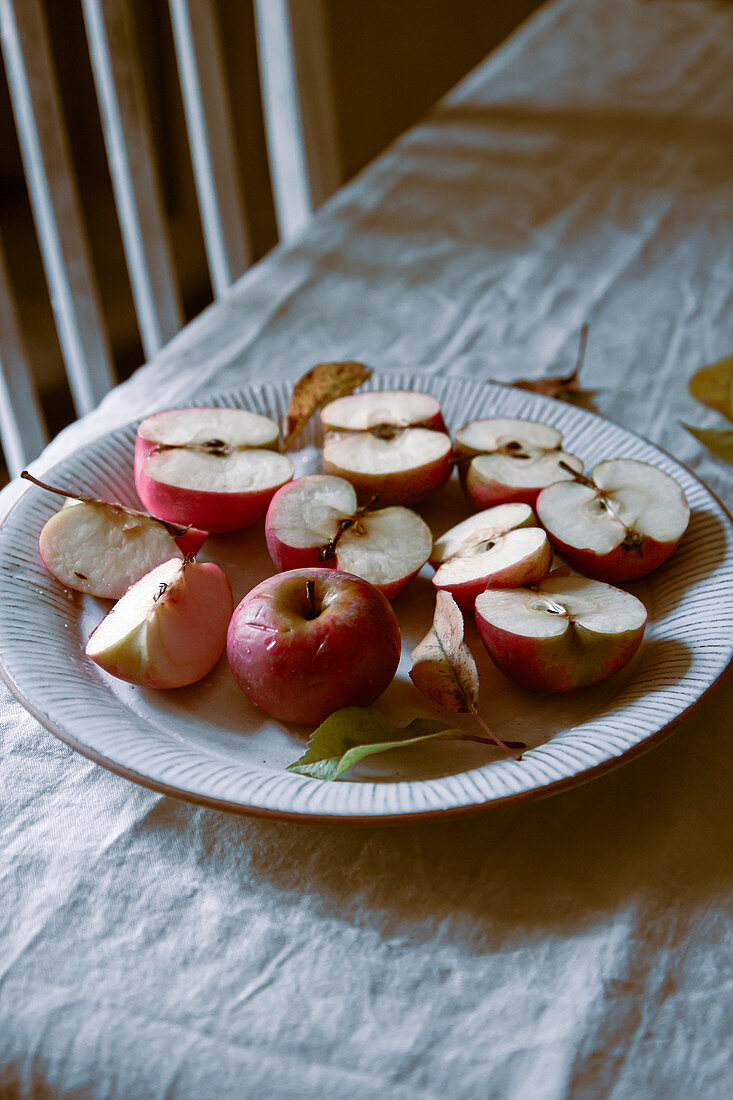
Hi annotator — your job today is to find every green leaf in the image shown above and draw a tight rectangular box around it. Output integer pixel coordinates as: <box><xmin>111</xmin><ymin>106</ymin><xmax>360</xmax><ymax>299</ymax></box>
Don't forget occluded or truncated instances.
<box><xmin>286</xmin><ymin>706</ymin><xmax>464</xmax><ymax>780</ymax></box>
<box><xmin>688</xmin><ymin>355</ymin><xmax>733</xmax><ymax>422</ymax></box>
<box><xmin>683</xmin><ymin>423</ymin><xmax>733</xmax><ymax>463</ymax></box>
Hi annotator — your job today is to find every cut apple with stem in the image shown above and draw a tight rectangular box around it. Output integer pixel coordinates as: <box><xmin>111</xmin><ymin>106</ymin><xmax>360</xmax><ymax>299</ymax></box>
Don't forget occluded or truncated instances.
<box><xmin>430</xmin><ymin>503</ymin><xmax>552</xmax><ymax>609</ymax></box>
<box><xmin>22</xmin><ymin>471</ymin><xmax>207</xmax><ymax>599</ymax></box>
<box><xmin>475</xmin><ymin>575</ymin><xmax>647</xmax><ymax>692</ymax></box>
<box><xmin>135</xmin><ymin>407</ymin><xmax>294</xmax><ymax>532</ymax></box>
<box><xmin>320</xmin><ymin>390</ymin><xmax>452</xmax><ymax>504</ymax></box>
<box><xmin>536</xmin><ymin>458</ymin><xmax>690</xmax><ymax>582</ymax></box>
<box><xmin>265</xmin><ymin>474</ymin><xmax>433</xmax><ymax>599</ymax></box>
<box><xmin>86</xmin><ymin>557</ymin><xmax>233</xmax><ymax>688</ymax></box>
<box><xmin>454</xmin><ymin>417</ymin><xmax>584</xmax><ymax>510</ymax></box>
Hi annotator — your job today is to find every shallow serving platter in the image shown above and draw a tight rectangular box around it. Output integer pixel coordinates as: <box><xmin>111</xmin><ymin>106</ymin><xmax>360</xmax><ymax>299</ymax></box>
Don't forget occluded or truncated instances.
<box><xmin>1</xmin><ymin>372</ymin><xmax>732</xmax><ymax>823</ymax></box>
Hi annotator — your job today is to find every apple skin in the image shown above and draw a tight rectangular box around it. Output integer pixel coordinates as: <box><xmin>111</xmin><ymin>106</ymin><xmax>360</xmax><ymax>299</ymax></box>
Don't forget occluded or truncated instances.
<box><xmin>321</xmin><ymin>440</ymin><xmax>452</xmax><ymax>506</ymax></box>
<box><xmin>86</xmin><ymin>560</ymin><xmax>233</xmax><ymax>689</ymax></box>
<box><xmin>539</xmin><ymin>530</ymin><xmax>677</xmax><ymax>584</ymax></box>
<box><xmin>135</xmin><ymin>465</ymin><xmax>286</xmax><ymax>534</ymax></box>
<box><xmin>227</xmin><ymin>568</ymin><xmax>402</xmax><ymax>726</ymax></box>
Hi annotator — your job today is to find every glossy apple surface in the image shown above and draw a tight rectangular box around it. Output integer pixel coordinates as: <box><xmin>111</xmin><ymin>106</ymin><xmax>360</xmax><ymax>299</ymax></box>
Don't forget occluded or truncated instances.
<box><xmin>86</xmin><ymin>557</ymin><xmax>233</xmax><ymax>688</ymax></box>
<box><xmin>227</xmin><ymin>567</ymin><xmax>401</xmax><ymax>725</ymax></box>
<box><xmin>536</xmin><ymin>458</ymin><xmax>690</xmax><ymax>582</ymax></box>
<box><xmin>265</xmin><ymin>474</ymin><xmax>433</xmax><ymax>599</ymax></box>
<box><xmin>320</xmin><ymin>390</ymin><xmax>452</xmax><ymax>504</ymax></box>
<box><xmin>455</xmin><ymin>417</ymin><xmax>583</xmax><ymax>509</ymax></box>
<box><xmin>135</xmin><ymin>406</ymin><xmax>293</xmax><ymax>532</ymax></box>
<box><xmin>475</xmin><ymin>575</ymin><xmax>647</xmax><ymax>692</ymax></box>
<box><xmin>430</xmin><ymin>503</ymin><xmax>551</xmax><ymax>608</ymax></box>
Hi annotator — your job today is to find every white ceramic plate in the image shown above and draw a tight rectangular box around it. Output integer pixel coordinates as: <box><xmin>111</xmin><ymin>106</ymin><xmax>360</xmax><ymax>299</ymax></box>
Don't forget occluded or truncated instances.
<box><xmin>1</xmin><ymin>373</ymin><xmax>731</xmax><ymax>823</ymax></box>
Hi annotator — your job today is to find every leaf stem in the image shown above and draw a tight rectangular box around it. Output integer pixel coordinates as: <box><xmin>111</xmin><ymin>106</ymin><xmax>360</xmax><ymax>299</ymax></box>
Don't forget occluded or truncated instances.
<box><xmin>469</xmin><ymin>705</ymin><xmax>523</xmax><ymax>761</ymax></box>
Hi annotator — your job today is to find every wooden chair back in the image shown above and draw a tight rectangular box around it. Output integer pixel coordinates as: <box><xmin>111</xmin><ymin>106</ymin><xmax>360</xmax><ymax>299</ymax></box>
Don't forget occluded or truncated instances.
<box><xmin>0</xmin><ymin>0</ymin><xmax>340</xmax><ymax>476</ymax></box>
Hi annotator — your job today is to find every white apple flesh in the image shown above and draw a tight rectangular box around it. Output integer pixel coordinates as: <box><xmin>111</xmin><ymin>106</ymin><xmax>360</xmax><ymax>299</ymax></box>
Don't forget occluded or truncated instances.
<box><xmin>455</xmin><ymin>417</ymin><xmax>583</xmax><ymax>509</ymax></box>
<box><xmin>227</xmin><ymin>567</ymin><xmax>401</xmax><ymax>726</ymax></box>
<box><xmin>265</xmin><ymin>474</ymin><xmax>433</xmax><ymax>599</ymax></box>
<box><xmin>135</xmin><ymin>407</ymin><xmax>294</xmax><ymax>532</ymax></box>
<box><xmin>475</xmin><ymin>575</ymin><xmax>647</xmax><ymax>692</ymax></box>
<box><xmin>430</xmin><ymin>503</ymin><xmax>552</xmax><ymax>609</ymax></box>
<box><xmin>536</xmin><ymin>458</ymin><xmax>690</xmax><ymax>582</ymax></box>
<box><xmin>86</xmin><ymin>557</ymin><xmax>233</xmax><ymax>688</ymax></box>
<box><xmin>38</xmin><ymin>499</ymin><xmax>185</xmax><ymax>600</ymax></box>
<box><xmin>320</xmin><ymin>390</ymin><xmax>452</xmax><ymax>504</ymax></box>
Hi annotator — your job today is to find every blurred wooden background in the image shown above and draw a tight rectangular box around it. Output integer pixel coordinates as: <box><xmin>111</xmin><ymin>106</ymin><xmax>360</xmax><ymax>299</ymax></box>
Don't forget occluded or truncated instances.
<box><xmin>0</xmin><ymin>0</ymin><xmax>541</xmax><ymax>451</ymax></box>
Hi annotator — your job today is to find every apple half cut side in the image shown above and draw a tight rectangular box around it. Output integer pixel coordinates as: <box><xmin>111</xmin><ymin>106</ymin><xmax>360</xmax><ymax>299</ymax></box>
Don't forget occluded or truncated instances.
<box><xmin>134</xmin><ymin>407</ymin><xmax>294</xmax><ymax>532</ymax></box>
<box><xmin>265</xmin><ymin>474</ymin><xmax>433</xmax><ymax>599</ymax></box>
<box><xmin>86</xmin><ymin>557</ymin><xmax>233</xmax><ymax>688</ymax></box>
<box><xmin>21</xmin><ymin>471</ymin><xmax>202</xmax><ymax>601</ymax></box>
<box><xmin>430</xmin><ymin>503</ymin><xmax>552</xmax><ymax>609</ymax></box>
<box><xmin>321</xmin><ymin>389</ymin><xmax>448</xmax><ymax>434</ymax></box>
<box><xmin>536</xmin><ymin>458</ymin><xmax>691</xmax><ymax>583</ymax></box>
<box><xmin>320</xmin><ymin>390</ymin><xmax>452</xmax><ymax>504</ymax></box>
<box><xmin>454</xmin><ymin>417</ymin><xmax>584</xmax><ymax>510</ymax></box>
<box><xmin>474</xmin><ymin>575</ymin><xmax>648</xmax><ymax>692</ymax></box>
<box><xmin>227</xmin><ymin>567</ymin><xmax>402</xmax><ymax>726</ymax></box>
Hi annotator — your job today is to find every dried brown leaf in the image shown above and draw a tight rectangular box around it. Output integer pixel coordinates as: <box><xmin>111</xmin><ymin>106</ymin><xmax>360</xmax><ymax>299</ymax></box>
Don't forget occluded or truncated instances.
<box><xmin>688</xmin><ymin>355</ymin><xmax>733</xmax><ymax>422</ymax></box>
<box><xmin>283</xmin><ymin>361</ymin><xmax>372</xmax><ymax>449</ymax></box>
<box><xmin>409</xmin><ymin>591</ymin><xmax>479</xmax><ymax>713</ymax></box>
<box><xmin>505</xmin><ymin>324</ymin><xmax>597</xmax><ymax>405</ymax></box>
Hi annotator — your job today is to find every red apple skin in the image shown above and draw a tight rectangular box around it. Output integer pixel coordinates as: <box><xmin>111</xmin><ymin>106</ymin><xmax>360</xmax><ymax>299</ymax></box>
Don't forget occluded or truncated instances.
<box><xmin>539</xmin><ymin>531</ymin><xmax>682</xmax><ymax>584</ymax></box>
<box><xmin>474</xmin><ymin>605</ymin><xmax>645</xmax><ymax>692</ymax></box>
<box><xmin>174</xmin><ymin>527</ymin><xmax>209</xmax><ymax>557</ymax></box>
<box><xmin>321</xmin><ymin>447</ymin><xmax>452</xmax><ymax>506</ymax></box>
<box><xmin>433</xmin><ymin>540</ymin><xmax>552</xmax><ymax>610</ymax></box>
<box><xmin>461</xmin><ymin>466</ymin><xmax>543</xmax><ymax>511</ymax></box>
<box><xmin>227</xmin><ymin>568</ymin><xmax>401</xmax><ymax>726</ymax></box>
<box><xmin>135</xmin><ymin>465</ymin><xmax>289</xmax><ymax>533</ymax></box>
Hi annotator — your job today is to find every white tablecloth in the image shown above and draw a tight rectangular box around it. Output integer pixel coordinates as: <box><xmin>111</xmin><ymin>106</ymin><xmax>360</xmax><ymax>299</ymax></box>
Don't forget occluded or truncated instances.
<box><xmin>2</xmin><ymin>1</ymin><xmax>732</xmax><ymax>1096</ymax></box>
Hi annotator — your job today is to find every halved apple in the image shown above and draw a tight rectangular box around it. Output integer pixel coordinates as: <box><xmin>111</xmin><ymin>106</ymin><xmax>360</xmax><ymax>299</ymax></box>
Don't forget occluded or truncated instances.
<box><xmin>265</xmin><ymin>474</ymin><xmax>432</xmax><ymax>599</ymax></box>
<box><xmin>135</xmin><ymin>407</ymin><xmax>294</xmax><ymax>532</ymax></box>
<box><xmin>475</xmin><ymin>575</ymin><xmax>647</xmax><ymax>692</ymax></box>
<box><xmin>536</xmin><ymin>458</ymin><xmax>690</xmax><ymax>582</ymax></box>
<box><xmin>430</xmin><ymin>503</ymin><xmax>552</xmax><ymax>608</ymax></box>
<box><xmin>320</xmin><ymin>390</ymin><xmax>452</xmax><ymax>504</ymax></box>
<box><xmin>86</xmin><ymin>557</ymin><xmax>233</xmax><ymax>688</ymax></box>
<box><xmin>455</xmin><ymin>417</ymin><xmax>583</xmax><ymax>509</ymax></box>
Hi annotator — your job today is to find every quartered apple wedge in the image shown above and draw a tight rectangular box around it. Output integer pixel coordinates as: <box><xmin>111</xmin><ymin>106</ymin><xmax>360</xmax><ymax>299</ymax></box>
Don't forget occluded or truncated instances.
<box><xmin>86</xmin><ymin>557</ymin><xmax>233</xmax><ymax>688</ymax></box>
<box><xmin>455</xmin><ymin>417</ymin><xmax>583</xmax><ymax>509</ymax></box>
<box><xmin>320</xmin><ymin>390</ymin><xmax>452</xmax><ymax>504</ymax></box>
<box><xmin>430</xmin><ymin>503</ymin><xmax>552</xmax><ymax>608</ymax></box>
<box><xmin>475</xmin><ymin>575</ymin><xmax>648</xmax><ymax>692</ymax></box>
<box><xmin>265</xmin><ymin>474</ymin><xmax>432</xmax><ymax>599</ymax></box>
<box><xmin>135</xmin><ymin>407</ymin><xmax>294</xmax><ymax>532</ymax></box>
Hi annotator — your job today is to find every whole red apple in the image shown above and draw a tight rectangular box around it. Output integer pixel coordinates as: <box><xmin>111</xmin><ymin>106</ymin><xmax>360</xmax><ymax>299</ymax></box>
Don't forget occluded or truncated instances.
<box><xmin>227</xmin><ymin>568</ymin><xmax>401</xmax><ymax>725</ymax></box>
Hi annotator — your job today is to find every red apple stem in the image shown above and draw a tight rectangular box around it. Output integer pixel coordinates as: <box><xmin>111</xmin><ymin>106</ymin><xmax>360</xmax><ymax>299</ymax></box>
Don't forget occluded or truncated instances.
<box><xmin>21</xmin><ymin>470</ymin><xmax>92</xmax><ymax>505</ymax></box>
<box><xmin>469</xmin><ymin>704</ymin><xmax>523</xmax><ymax>761</ymax></box>
<box><xmin>304</xmin><ymin>578</ymin><xmax>318</xmax><ymax>619</ymax></box>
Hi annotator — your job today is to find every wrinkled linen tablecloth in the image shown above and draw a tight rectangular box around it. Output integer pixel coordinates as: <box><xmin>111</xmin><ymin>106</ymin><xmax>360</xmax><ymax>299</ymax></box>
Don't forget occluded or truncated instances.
<box><xmin>2</xmin><ymin>1</ymin><xmax>732</xmax><ymax>1096</ymax></box>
